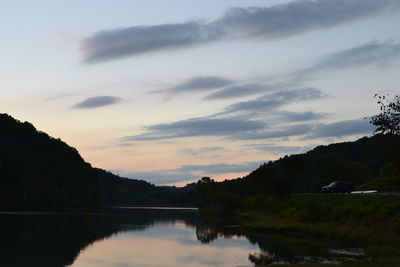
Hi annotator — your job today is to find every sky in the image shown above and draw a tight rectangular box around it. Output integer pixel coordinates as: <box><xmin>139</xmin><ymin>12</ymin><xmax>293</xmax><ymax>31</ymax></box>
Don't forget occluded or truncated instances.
<box><xmin>2</xmin><ymin>0</ymin><xmax>400</xmax><ymax>186</ymax></box>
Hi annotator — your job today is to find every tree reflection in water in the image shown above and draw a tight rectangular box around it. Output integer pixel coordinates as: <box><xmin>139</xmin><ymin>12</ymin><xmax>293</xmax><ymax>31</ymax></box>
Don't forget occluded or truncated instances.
<box><xmin>249</xmin><ymin>252</ymin><xmax>282</xmax><ymax>266</ymax></box>
<box><xmin>195</xmin><ymin>218</ymin><xmax>365</xmax><ymax>266</ymax></box>
<box><xmin>0</xmin><ymin>209</ymin><xmax>198</xmax><ymax>267</ymax></box>
<box><xmin>0</xmin><ymin>209</ymin><xmax>364</xmax><ymax>267</ymax></box>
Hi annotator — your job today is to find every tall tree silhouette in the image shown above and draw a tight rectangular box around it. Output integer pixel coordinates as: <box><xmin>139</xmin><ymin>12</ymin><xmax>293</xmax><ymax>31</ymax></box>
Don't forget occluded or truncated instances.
<box><xmin>370</xmin><ymin>94</ymin><xmax>400</xmax><ymax>135</ymax></box>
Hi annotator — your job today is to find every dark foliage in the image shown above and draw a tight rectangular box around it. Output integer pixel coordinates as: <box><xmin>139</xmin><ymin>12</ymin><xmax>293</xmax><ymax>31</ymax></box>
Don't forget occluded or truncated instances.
<box><xmin>370</xmin><ymin>94</ymin><xmax>400</xmax><ymax>135</ymax></box>
<box><xmin>198</xmin><ymin>134</ymin><xmax>400</xmax><ymax>203</ymax></box>
<box><xmin>0</xmin><ymin>113</ymin><xmax>196</xmax><ymax>211</ymax></box>
<box><xmin>196</xmin><ymin>176</ymin><xmax>242</xmax><ymax>217</ymax></box>
<box><xmin>0</xmin><ymin>113</ymin><xmax>98</xmax><ymax>211</ymax></box>
<box><xmin>97</xmin><ymin>168</ymin><xmax>197</xmax><ymax>207</ymax></box>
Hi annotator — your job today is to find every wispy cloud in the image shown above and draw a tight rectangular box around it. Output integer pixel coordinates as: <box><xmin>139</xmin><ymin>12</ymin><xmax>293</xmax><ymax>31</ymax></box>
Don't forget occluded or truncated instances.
<box><xmin>72</xmin><ymin>96</ymin><xmax>122</xmax><ymax>109</ymax></box>
<box><xmin>245</xmin><ymin>143</ymin><xmax>310</xmax><ymax>155</ymax></box>
<box><xmin>275</xmin><ymin>111</ymin><xmax>329</xmax><ymax>122</ymax></box>
<box><xmin>123</xmin><ymin>116</ymin><xmax>373</xmax><ymax>143</ymax></box>
<box><xmin>83</xmin><ymin>0</ymin><xmax>400</xmax><ymax>63</ymax></box>
<box><xmin>122</xmin><ymin>87</ymin><xmax>327</xmax><ymax>142</ymax></box>
<box><xmin>152</xmin><ymin>76</ymin><xmax>234</xmax><ymax>99</ymax></box>
<box><xmin>83</xmin><ymin>21</ymin><xmax>215</xmax><ymax>63</ymax></box>
<box><xmin>204</xmin><ymin>83</ymin><xmax>270</xmax><ymax>100</ymax></box>
<box><xmin>235</xmin><ymin>118</ymin><xmax>373</xmax><ymax>140</ymax></box>
<box><xmin>306</xmin><ymin>119</ymin><xmax>374</xmax><ymax>139</ymax></box>
<box><xmin>123</xmin><ymin>117</ymin><xmax>266</xmax><ymax>141</ymax></box>
<box><xmin>301</xmin><ymin>41</ymin><xmax>400</xmax><ymax>76</ymax></box>
<box><xmin>233</xmin><ymin>124</ymin><xmax>313</xmax><ymax>140</ymax></box>
<box><xmin>152</xmin><ymin>41</ymin><xmax>400</xmax><ymax>101</ymax></box>
<box><xmin>223</xmin><ymin>87</ymin><xmax>325</xmax><ymax>115</ymax></box>
<box><xmin>180</xmin><ymin>146</ymin><xmax>224</xmax><ymax>156</ymax></box>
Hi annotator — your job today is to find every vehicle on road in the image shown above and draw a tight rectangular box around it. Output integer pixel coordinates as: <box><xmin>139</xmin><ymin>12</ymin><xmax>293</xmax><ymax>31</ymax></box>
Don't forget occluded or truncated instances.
<box><xmin>321</xmin><ymin>181</ymin><xmax>355</xmax><ymax>193</ymax></box>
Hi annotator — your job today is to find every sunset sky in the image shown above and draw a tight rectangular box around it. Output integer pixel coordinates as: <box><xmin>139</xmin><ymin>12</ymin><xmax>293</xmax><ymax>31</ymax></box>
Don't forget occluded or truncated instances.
<box><xmin>2</xmin><ymin>0</ymin><xmax>400</xmax><ymax>185</ymax></box>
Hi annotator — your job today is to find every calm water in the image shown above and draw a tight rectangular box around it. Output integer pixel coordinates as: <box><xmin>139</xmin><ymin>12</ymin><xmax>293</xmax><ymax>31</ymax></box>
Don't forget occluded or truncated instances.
<box><xmin>0</xmin><ymin>208</ymin><xmax>364</xmax><ymax>267</ymax></box>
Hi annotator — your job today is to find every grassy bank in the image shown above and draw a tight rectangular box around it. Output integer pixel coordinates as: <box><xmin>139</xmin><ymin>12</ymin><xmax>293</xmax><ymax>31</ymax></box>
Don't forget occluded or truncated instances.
<box><xmin>237</xmin><ymin>194</ymin><xmax>400</xmax><ymax>266</ymax></box>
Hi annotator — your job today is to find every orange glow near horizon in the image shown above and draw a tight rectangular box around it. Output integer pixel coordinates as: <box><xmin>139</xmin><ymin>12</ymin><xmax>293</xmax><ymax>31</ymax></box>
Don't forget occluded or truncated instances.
<box><xmin>165</xmin><ymin>172</ymin><xmax>250</xmax><ymax>187</ymax></box>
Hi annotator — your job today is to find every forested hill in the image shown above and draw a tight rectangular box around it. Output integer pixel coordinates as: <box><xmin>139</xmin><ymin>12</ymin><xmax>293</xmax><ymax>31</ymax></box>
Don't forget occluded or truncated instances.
<box><xmin>204</xmin><ymin>134</ymin><xmax>400</xmax><ymax>200</ymax></box>
<box><xmin>0</xmin><ymin>113</ymin><xmax>195</xmax><ymax>211</ymax></box>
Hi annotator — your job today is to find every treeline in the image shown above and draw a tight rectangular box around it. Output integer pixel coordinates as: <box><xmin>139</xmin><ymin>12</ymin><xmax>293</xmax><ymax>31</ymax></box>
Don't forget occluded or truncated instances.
<box><xmin>96</xmin><ymin>169</ymin><xmax>196</xmax><ymax>207</ymax></box>
<box><xmin>0</xmin><ymin>113</ymin><xmax>196</xmax><ymax>211</ymax></box>
<box><xmin>197</xmin><ymin>134</ymin><xmax>400</xmax><ymax>213</ymax></box>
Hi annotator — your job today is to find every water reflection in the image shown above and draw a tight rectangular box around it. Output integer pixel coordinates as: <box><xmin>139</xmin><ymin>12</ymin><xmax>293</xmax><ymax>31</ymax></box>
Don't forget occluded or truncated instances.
<box><xmin>196</xmin><ymin>222</ymin><xmax>365</xmax><ymax>266</ymax></box>
<box><xmin>0</xmin><ymin>209</ymin><xmax>364</xmax><ymax>267</ymax></box>
<box><xmin>0</xmin><ymin>209</ymin><xmax>199</xmax><ymax>267</ymax></box>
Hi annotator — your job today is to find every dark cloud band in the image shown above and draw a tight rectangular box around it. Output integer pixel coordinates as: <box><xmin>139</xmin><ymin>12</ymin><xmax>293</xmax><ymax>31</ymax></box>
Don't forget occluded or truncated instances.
<box><xmin>72</xmin><ymin>96</ymin><xmax>122</xmax><ymax>109</ymax></box>
<box><xmin>123</xmin><ymin>117</ymin><xmax>266</xmax><ymax>141</ymax></box>
<box><xmin>306</xmin><ymin>119</ymin><xmax>374</xmax><ymax>139</ymax></box>
<box><xmin>83</xmin><ymin>0</ymin><xmax>400</xmax><ymax>63</ymax></box>
<box><xmin>302</xmin><ymin>41</ymin><xmax>400</xmax><ymax>75</ymax></box>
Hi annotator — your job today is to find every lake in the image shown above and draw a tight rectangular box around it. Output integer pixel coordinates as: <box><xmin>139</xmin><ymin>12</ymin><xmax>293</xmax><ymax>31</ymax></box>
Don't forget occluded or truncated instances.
<box><xmin>0</xmin><ymin>208</ymin><xmax>365</xmax><ymax>267</ymax></box>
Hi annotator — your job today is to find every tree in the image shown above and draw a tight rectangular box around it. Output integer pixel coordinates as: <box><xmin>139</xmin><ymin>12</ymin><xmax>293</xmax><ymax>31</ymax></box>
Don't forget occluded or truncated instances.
<box><xmin>370</xmin><ymin>94</ymin><xmax>400</xmax><ymax>135</ymax></box>
<box><xmin>196</xmin><ymin>177</ymin><xmax>216</xmax><ymax>207</ymax></box>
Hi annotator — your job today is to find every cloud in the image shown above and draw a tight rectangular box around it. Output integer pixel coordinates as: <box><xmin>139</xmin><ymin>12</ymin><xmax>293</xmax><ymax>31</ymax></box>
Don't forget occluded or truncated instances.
<box><xmin>215</xmin><ymin>0</ymin><xmax>400</xmax><ymax>40</ymax></box>
<box><xmin>182</xmin><ymin>42</ymin><xmax>400</xmax><ymax>102</ymax></box>
<box><xmin>245</xmin><ymin>143</ymin><xmax>310</xmax><ymax>155</ymax></box>
<box><xmin>304</xmin><ymin>41</ymin><xmax>400</xmax><ymax>74</ymax></box>
<box><xmin>83</xmin><ymin>0</ymin><xmax>400</xmax><ymax>62</ymax></box>
<box><xmin>223</xmin><ymin>87</ymin><xmax>325</xmax><ymax>115</ymax></box>
<box><xmin>306</xmin><ymin>119</ymin><xmax>374</xmax><ymax>138</ymax></box>
<box><xmin>126</xmin><ymin>161</ymin><xmax>264</xmax><ymax>184</ymax></box>
<box><xmin>275</xmin><ymin>111</ymin><xmax>329</xmax><ymax>122</ymax></box>
<box><xmin>233</xmin><ymin>124</ymin><xmax>313</xmax><ymax>140</ymax></box>
<box><xmin>235</xmin><ymin>119</ymin><xmax>373</xmax><ymax>140</ymax></box>
<box><xmin>204</xmin><ymin>83</ymin><xmax>270</xmax><ymax>100</ymax></box>
<box><xmin>170</xmin><ymin>76</ymin><xmax>233</xmax><ymax>92</ymax></box>
<box><xmin>123</xmin><ymin>117</ymin><xmax>266</xmax><ymax>141</ymax></box>
<box><xmin>121</xmin><ymin>87</ymin><xmax>326</xmax><ymax>143</ymax></box>
<box><xmin>180</xmin><ymin>146</ymin><xmax>224</xmax><ymax>155</ymax></box>
<box><xmin>82</xmin><ymin>21</ymin><xmax>216</xmax><ymax>63</ymax></box>
<box><xmin>153</xmin><ymin>76</ymin><xmax>234</xmax><ymax>99</ymax></box>
<box><xmin>72</xmin><ymin>96</ymin><xmax>122</xmax><ymax>109</ymax></box>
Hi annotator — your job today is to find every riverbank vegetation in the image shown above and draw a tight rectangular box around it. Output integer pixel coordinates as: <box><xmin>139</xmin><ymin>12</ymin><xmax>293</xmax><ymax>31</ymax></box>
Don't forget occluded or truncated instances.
<box><xmin>241</xmin><ymin>194</ymin><xmax>400</xmax><ymax>242</ymax></box>
<box><xmin>198</xmin><ymin>193</ymin><xmax>400</xmax><ymax>266</ymax></box>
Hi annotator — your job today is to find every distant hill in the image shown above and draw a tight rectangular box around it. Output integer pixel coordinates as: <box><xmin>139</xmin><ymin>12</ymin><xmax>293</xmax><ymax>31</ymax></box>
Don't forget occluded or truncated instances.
<box><xmin>0</xmin><ymin>113</ymin><xmax>196</xmax><ymax>211</ymax></box>
<box><xmin>208</xmin><ymin>134</ymin><xmax>400</xmax><ymax>199</ymax></box>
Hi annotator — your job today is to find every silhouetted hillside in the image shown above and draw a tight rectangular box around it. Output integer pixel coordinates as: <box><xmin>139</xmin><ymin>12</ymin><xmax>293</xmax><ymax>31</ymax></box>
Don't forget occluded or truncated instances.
<box><xmin>201</xmin><ymin>134</ymin><xmax>400</xmax><ymax>202</ymax></box>
<box><xmin>96</xmin><ymin>169</ymin><xmax>197</xmax><ymax>207</ymax></box>
<box><xmin>0</xmin><ymin>113</ymin><xmax>196</xmax><ymax>211</ymax></box>
<box><xmin>0</xmin><ymin>113</ymin><xmax>99</xmax><ymax>210</ymax></box>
